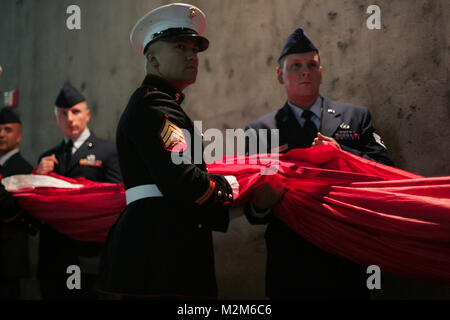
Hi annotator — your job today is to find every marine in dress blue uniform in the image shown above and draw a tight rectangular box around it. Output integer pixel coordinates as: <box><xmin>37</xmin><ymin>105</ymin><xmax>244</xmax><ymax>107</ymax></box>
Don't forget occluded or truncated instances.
<box><xmin>245</xmin><ymin>28</ymin><xmax>394</xmax><ymax>299</ymax></box>
<box><xmin>36</xmin><ymin>82</ymin><xmax>122</xmax><ymax>300</ymax></box>
<box><xmin>99</xmin><ymin>3</ymin><xmax>234</xmax><ymax>299</ymax></box>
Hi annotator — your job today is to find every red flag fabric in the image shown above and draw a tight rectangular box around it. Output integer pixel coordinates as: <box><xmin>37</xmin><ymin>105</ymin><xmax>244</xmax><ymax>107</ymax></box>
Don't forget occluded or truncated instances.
<box><xmin>6</xmin><ymin>174</ymin><xmax>125</xmax><ymax>243</ymax></box>
<box><xmin>208</xmin><ymin>146</ymin><xmax>450</xmax><ymax>286</ymax></box>
<box><xmin>4</xmin><ymin>145</ymin><xmax>450</xmax><ymax>285</ymax></box>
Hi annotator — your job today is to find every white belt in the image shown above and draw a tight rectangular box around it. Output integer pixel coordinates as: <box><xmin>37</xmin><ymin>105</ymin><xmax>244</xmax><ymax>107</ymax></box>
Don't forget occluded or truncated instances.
<box><xmin>125</xmin><ymin>184</ymin><xmax>163</xmax><ymax>205</ymax></box>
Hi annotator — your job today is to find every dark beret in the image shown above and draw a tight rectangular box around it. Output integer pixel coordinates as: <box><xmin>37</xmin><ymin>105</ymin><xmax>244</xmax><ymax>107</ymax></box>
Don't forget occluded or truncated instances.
<box><xmin>0</xmin><ymin>107</ymin><xmax>21</xmax><ymax>125</ymax></box>
<box><xmin>54</xmin><ymin>82</ymin><xmax>85</xmax><ymax>109</ymax></box>
<box><xmin>278</xmin><ymin>28</ymin><xmax>318</xmax><ymax>63</ymax></box>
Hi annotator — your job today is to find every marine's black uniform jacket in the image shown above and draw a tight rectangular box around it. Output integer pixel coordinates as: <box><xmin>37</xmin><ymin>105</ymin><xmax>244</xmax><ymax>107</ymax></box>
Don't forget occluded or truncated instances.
<box><xmin>37</xmin><ymin>132</ymin><xmax>122</xmax><ymax>294</ymax></box>
<box><xmin>245</xmin><ymin>97</ymin><xmax>394</xmax><ymax>299</ymax></box>
<box><xmin>99</xmin><ymin>75</ymin><xmax>232</xmax><ymax>298</ymax></box>
<box><xmin>0</xmin><ymin>152</ymin><xmax>33</xmax><ymax>279</ymax></box>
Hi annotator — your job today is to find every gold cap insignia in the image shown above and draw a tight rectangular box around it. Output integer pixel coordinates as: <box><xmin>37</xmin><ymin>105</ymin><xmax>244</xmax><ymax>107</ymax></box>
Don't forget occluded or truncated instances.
<box><xmin>188</xmin><ymin>7</ymin><xmax>197</xmax><ymax>18</ymax></box>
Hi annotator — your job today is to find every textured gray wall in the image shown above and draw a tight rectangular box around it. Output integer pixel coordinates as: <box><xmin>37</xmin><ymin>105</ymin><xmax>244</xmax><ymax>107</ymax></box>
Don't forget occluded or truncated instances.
<box><xmin>1</xmin><ymin>0</ymin><xmax>449</xmax><ymax>299</ymax></box>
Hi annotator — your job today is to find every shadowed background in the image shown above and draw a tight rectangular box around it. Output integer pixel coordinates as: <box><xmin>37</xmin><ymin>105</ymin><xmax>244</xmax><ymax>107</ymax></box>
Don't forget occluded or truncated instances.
<box><xmin>0</xmin><ymin>0</ymin><xmax>449</xmax><ymax>299</ymax></box>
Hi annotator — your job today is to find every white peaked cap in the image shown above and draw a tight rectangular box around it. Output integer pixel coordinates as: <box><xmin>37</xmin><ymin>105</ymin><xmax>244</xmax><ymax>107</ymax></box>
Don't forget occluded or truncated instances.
<box><xmin>130</xmin><ymin>3</ymin><xmax>209</xmax><ymax>54</ymax></box>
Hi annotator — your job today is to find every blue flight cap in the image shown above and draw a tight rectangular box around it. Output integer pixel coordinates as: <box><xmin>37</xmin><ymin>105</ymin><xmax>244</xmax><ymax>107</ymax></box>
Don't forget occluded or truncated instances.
<box><xmin>54</xmin><ymin>82</ymin><xmax>86</xmax><ymax>109</ymax></box>
<box><xmin>278</xmin><ymin>28</ymin><xmax>319</xmax><ymax>63</ymax></box>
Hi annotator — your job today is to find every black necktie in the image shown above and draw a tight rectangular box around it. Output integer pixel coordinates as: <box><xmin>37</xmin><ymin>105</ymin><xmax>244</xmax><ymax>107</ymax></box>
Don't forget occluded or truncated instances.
<box><xmin>61</xmin><ymin>140</ymin><xmax>73</xmax><ymax>173</ymax></box>
<box><xmin>302</xmin><ymin>110</ymin><xmax>318</xmax><ymax>144</ymax></box>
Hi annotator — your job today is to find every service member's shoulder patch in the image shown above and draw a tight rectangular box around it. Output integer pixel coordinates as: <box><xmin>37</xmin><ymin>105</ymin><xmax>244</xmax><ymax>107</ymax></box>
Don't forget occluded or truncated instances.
<box><xmin>159</xmin><ymin>115</ymin><xmax>187</xmax><ymax>152</ymax></box>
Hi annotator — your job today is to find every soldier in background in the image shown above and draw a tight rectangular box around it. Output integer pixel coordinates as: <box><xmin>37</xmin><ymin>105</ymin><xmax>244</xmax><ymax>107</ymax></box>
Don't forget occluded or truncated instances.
<box><xmin>35</xmin><ymin>82</ymin><xmax>122</xmax><ymax>299</ymax></box>
<box><xmin>0</xmin><ymin>107</ymin><xmax>35</xmax><ymax>300</ymax></box>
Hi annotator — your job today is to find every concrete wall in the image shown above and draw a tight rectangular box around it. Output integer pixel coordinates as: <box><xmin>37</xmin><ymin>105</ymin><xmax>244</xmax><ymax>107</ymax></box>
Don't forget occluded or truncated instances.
<box><xmin>1</xmin><ymin>0</ymin><xmax>449</xmax><ymax>299</ymax></box>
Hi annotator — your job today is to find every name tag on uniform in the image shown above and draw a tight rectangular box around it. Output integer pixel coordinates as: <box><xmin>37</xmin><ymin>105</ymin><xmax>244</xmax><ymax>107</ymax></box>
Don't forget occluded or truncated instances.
<box><xmin>79</xmin><ymin>154</ymin><xmax>102</xmax><ymax>167</ymax></box>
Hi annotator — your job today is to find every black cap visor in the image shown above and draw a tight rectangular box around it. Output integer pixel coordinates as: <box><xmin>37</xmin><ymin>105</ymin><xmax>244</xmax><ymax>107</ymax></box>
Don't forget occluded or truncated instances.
<box><xmin>144</xmin><ymin>28</ymin><xmax>209</xmax><ymax>54</ymax></box>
